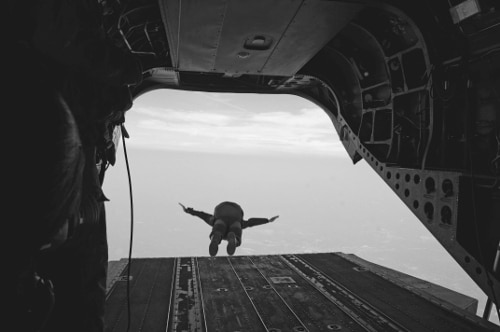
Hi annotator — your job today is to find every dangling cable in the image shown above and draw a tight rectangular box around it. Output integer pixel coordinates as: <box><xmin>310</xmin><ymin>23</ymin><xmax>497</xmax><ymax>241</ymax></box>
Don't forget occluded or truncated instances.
<box><xmin>120</xmin><ymin>124</ymin><xmax>134</xmax><ymax>332</ymax></box>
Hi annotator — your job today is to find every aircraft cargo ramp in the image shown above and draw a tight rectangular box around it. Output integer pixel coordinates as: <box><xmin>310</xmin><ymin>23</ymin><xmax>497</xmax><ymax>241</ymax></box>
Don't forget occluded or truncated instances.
<box><xmin>105</xmin><ymin>253</ymin><xmax>499</xmax><ymax>332</ymax></box>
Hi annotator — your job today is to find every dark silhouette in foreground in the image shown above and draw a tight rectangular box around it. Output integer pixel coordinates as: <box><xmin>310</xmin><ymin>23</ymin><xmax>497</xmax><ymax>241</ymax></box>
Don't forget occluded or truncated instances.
<box><xmin>180</xmin><ymin>201</ymin><xmax>279</xmax><ymax>256</ymax></box>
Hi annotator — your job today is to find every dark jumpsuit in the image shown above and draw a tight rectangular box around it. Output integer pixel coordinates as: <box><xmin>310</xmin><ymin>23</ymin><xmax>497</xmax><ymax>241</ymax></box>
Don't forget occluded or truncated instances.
<box><xmin>185</xmin><ymin>201</ymin><xmax>271</xmax><ymax>245</ymax></box>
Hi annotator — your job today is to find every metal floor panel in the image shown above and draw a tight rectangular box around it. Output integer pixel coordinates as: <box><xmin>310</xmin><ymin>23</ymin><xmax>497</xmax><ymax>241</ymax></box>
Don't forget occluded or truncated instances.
<box><xmin>229</xmin><ymin>256</ymin><xmax>307</xmax><ymax>331</ymax></box>
<box><xmin>251</xmin><ymin>255</ymin><xmax>367</xmax><ymax>332</ymax></box>
<box><xmin>299</xmin><ymin>253</ymin><xmax>494</xmax><ymax>332</ymax></box>
<box><xmin>105</xmin><ymin>258</ymin><xmax>175</xmax><ymax>332</ymax></box>
<box><xmin>198</xmin><ymin>257</ymin><xmax>266</xmax><ymax>332</ymax></box>
<box><xmin>105</xmin><ymin>253</ymin><xmax>500</xmax><ymax>332</ymax></box>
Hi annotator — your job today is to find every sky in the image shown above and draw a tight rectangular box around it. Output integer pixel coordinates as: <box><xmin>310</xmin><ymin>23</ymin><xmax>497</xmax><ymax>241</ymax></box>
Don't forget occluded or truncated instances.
<box><xmin>102</xmin><ymin>89</ymin><xmax>499</xmax><ymax>325</ymax></box>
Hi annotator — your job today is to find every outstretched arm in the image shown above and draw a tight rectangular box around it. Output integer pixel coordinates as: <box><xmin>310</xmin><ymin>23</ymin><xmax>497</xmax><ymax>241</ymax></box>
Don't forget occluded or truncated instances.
<box><xmin>179</xmin><ymin>203</ymin><xmax>214</xmax><ymax>226</ymax></box>
<box><xmin>242</xmin><ymin>215</ymin><xmax>279</xmax><ymax>229</ymax></box>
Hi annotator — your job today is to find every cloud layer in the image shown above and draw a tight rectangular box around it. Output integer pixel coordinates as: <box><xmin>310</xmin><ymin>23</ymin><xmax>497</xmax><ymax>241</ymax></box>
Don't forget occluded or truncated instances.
<box><xmin>123</xmin><ymin>91</ymin><xmax>344</xmax><ymax>156</ymax></box>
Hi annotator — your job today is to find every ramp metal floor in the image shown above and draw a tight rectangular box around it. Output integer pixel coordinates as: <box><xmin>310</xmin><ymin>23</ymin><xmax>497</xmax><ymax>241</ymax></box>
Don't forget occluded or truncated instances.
<box><xmin>105</xmin><ymin>253</ymin><xmax>499</xmax><ymax>332</ymax></box>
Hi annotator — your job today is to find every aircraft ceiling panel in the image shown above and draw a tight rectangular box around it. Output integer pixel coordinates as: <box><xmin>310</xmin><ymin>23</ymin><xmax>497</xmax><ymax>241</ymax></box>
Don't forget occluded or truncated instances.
<box><xmin>262</xmin><ymin>1</ymin><xmax>363</xmax><ymax>76</ymax></box>
<box><xmin>160</xmin><ymin>0</ymin><xmax>363</xmax><ymax>76</ymax></box>
<box><xmin>161</xmin><ymin>0</ymin><xmax>228</xmax><ymax>71</ymax></box>
<box><xmin>212</xmin><ymin>0</ymin><xmax>302</xmax><ymax>75</ymax></box>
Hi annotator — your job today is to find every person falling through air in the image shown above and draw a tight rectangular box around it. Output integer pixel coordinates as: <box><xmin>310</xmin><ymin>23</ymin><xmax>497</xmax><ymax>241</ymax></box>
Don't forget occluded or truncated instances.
<box><xmin>179</xmin><ymin>201</ymin><xmax>279</xmax><ymax>256</ymax></box>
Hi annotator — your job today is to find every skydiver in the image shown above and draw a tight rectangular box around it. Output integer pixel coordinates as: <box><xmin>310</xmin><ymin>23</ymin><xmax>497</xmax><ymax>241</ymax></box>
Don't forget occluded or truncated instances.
<box><xmin>179</xmin><ymin>201</ymin><xmax>279</xmax><ymax>256</ymax></box>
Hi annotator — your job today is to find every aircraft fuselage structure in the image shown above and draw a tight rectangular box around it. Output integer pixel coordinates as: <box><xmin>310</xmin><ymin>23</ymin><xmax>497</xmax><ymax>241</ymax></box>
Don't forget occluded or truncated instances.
<box><xmin>123</xmin><ymin>0</ymin><xmax>500</xmax><ymax>308</ymax></box>
<box><xmin>7</xmin><ymin>0</ymin><xmax>500</xmax><ymax>331</ymax></box>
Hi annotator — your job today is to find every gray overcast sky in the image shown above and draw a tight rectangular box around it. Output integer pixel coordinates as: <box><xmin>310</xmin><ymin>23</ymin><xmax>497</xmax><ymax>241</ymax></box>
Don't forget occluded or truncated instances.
<box><xmin>102</xmin><ymin>89</ymin><xmax>497</xmax><ymax>324</ymax></box>
<box><xmin>120</xmin><ymin>89</ymin><xmax>345</xmax><ymax>155</ymax></box>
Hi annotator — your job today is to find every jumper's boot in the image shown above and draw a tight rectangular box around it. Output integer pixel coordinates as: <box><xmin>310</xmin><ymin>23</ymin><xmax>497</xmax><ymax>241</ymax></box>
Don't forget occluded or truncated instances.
<box><xmin>209</xmin><ymin>232</ymin><xmax>222</xmax><ymax>257</ymax></box>
<box><xmin>226</xmin><ymin>232</ymin><xmax>238</xmax><ymax>256</ymax></box>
